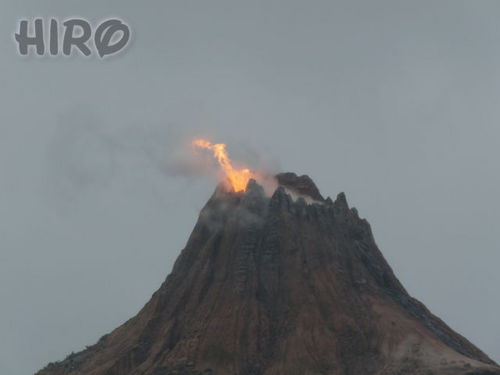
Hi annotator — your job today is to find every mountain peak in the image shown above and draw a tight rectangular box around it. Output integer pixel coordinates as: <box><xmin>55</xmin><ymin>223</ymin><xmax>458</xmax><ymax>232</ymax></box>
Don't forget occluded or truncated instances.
<box><xmin>275</xmin><ymin>172</ymin><xmax>324</xmax><ymax>201</ymax></box>
<box><xmin>37</xmin><ymin>173</ymin><xmax>500</xmax><ymax>375</ymax></box>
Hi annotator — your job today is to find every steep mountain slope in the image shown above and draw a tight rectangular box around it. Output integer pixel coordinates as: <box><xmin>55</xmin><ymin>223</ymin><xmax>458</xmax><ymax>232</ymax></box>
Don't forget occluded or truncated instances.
<box><xmin>37</xmin><ymin>173</ymin><xmax>500</xmax><ymax>375</ymax></box>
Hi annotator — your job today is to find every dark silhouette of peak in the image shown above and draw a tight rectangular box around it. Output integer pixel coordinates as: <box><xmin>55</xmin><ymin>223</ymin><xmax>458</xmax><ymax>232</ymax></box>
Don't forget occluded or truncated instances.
<box><xmin>276</xmin><ymin>172</ymin><xmax>324</xmax><ymax>201</ymax></box>
<box><xmin>37</xmin><ymin>174</ymin><xmax>500</xmax><ymax>375</ymax></box>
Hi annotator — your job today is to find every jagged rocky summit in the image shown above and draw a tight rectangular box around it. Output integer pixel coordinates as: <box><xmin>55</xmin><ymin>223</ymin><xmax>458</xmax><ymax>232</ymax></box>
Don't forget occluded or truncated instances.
<box><xmin>37</xmin><ymin>173</ymin><xmax>500</xmax><ymax>375</ymax></box>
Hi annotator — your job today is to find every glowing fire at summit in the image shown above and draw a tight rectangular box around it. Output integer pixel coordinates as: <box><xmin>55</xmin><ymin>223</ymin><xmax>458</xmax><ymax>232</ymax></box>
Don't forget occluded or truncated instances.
<box><xmin>192</xmin><ymin>139</ymin><xmax>255</xmax><ymax>192</ymax></box>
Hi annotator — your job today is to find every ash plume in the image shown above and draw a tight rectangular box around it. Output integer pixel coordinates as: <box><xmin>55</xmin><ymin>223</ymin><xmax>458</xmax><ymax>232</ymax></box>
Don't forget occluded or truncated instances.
<box><xmin>46</xmin><ymin>112</ymin><xmax>280</xmax><ymax>202</ymax></box>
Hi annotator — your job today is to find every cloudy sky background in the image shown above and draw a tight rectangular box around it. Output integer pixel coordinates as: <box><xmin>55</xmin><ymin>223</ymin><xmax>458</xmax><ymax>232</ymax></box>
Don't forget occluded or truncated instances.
<box><xmin>0</xmin><ymin>1</ymin><xmax>499</xmax><ymax>374</ymax></box>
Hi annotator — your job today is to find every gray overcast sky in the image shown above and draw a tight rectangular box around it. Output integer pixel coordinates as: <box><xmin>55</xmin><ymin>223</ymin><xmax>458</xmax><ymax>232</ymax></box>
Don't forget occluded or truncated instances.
<box><xmin>0</xmin><ymin>1</ymin><xmax>499</xmax><ymax>374</ymax></box>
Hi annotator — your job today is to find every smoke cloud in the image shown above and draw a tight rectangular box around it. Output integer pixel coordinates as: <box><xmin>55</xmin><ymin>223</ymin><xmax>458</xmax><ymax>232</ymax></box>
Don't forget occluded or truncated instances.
<box><xmin>46</xmin><ymin>110</ymin><xmax>281</xmax><ymax>202</ymax></box>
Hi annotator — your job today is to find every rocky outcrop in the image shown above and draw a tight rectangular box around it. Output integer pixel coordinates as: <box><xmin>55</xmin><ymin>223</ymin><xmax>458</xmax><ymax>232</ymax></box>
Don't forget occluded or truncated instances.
<box><xmin>37</xmin><ymin>173</ymin><xmax>500</xmax><ymax>375</ymax></box>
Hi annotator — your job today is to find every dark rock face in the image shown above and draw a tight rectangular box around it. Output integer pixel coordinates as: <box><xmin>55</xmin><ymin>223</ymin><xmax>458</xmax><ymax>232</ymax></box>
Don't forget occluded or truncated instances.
<box><xmin>37</xmin><ymin>173</ymin><xmax>500</xmax><ymax>375</ymax></box>
<box><xmin>276</xmin><ymin>172</ymin><xmax>324</xmax><ymax>201</ymax></box>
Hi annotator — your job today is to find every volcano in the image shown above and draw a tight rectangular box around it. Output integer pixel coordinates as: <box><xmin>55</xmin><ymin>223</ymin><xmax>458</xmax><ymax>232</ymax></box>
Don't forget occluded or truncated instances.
<box><xmin>38</xmin><ymin>173</ymin><xmax>499</xmax><ymax>375</ymax></box>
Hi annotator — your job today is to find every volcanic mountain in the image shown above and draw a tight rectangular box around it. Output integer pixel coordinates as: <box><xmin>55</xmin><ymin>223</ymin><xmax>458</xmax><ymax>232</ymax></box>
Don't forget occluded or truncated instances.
<box><xmin>38</xmin><ymin>173</ymin><xmax>499</xmax><ymax>375</ymax></box>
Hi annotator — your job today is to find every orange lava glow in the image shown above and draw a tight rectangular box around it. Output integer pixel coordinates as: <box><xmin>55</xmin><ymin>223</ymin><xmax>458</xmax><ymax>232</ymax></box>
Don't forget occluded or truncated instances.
<box><xmin>193</xmin><ymin>139</ymin><xmax>255</xmax><ymax>192</ymax></box>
